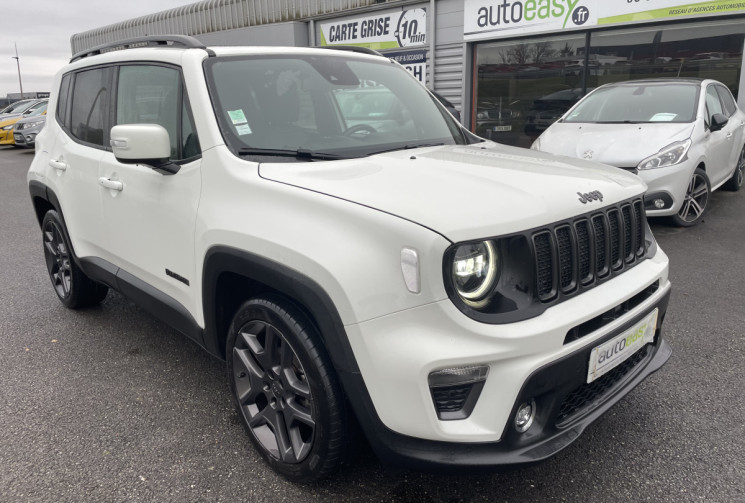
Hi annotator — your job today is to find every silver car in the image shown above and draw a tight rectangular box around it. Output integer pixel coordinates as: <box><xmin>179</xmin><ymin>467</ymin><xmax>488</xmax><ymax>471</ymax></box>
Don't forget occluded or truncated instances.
<box><xmin>532</xmin><ymin>78</ymin><xmax>745</xmax><ymax>226</ymax></box>
<box><xmin>13</xmin><ymin>104</ymin><xmax>48</xmax><ymax>148</ymax></box>
<box><xmin>0</xmin><ymin>99</ymin><xmax>45</xmax><ymax>121</ymax></box>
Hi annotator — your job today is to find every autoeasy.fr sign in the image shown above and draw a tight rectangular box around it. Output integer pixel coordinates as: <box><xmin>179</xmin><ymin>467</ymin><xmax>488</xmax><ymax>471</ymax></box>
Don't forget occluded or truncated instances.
<box><xmin>320</xmin><ymin>8</ymin><xmax>427</xmax><ymax>50</ymax></box>
<box><xmin>465</xmin><ymin>0</ymin><xmax>745</xmax><ymax>40</ymax></box>
<box><xmin>464</xmin><ymin>0</ymin><xmax>595</xmax><ymax>40</ymax></box>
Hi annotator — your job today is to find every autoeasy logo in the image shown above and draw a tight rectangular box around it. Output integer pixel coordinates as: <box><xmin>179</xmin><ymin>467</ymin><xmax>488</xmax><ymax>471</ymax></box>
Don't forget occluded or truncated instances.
<box><xmin>469</xmin><ymin>0</ymin><xmax>591</xmax><ymax>33</ymax></box>
<box><xmin>597</xmin><ymin>321</ymin><xmax>647</xmax><ymax>365</ymax></box>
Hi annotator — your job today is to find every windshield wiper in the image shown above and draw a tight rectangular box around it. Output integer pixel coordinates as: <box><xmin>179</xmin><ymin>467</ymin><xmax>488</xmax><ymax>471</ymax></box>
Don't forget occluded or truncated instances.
<box><xmin>365</xmin><ymin>142</ymin><xmax>445</xmax><ymax>156</ymax></box>
<box><xmin>237</xmin><ymin>147</ymin><xmax>347</xmax><ymax>160</ymax></box>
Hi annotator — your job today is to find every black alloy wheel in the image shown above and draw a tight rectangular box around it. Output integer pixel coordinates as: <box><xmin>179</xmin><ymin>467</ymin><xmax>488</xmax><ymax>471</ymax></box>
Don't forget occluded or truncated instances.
<box><xmin>41</xmin><ymin>210</ymin><xmax>108</xmax><ymax>308</ymax></box>
<box><xmin>227</xmin><ymin>296</ymin><xmax>348</xmax><ymax>482</ymax></box>
<box><xmin>672</xmin><ymin>168</ymin><xmax>710</xmax><ymax>227</ymax></box>
<box><xmin>43</xmin><ymin>216</ymin><xmax>72</xmax><ymax>300</ymax></box>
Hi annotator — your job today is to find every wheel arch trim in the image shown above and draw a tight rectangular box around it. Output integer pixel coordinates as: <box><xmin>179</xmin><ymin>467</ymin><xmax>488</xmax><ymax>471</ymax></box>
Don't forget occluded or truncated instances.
<box><xmin>202</xmin><ymin>245</ymin><xmax>361</xmax><ymax>374</ymax></box>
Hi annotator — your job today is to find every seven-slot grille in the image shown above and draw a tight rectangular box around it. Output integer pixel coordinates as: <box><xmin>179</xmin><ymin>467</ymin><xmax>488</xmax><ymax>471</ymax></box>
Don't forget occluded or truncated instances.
<box><xmin>532</xmin><ymin>199</ymin><xmax>646</xmax><ymax>302</ymax></box>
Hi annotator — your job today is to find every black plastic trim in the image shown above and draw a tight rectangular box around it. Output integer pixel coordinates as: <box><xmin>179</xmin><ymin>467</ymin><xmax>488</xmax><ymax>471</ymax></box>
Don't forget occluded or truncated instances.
<box><xmin>644</xmin><ymin>191</ymin><xmax>674</xmax><ymax>210</ymax></box>
<box><xmin>78</xmin><ymin>257</ymin><xmax>204</xmax><ymax>346</ymax></box>
<box><xmin>201</xmin><ymin>246</ymin><xmax>360</xmax><ymax>374</ymax></box>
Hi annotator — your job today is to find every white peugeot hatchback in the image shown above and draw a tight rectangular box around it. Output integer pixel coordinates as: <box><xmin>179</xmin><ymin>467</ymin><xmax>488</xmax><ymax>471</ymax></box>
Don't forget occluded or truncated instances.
<box><xmin>533</xmin><ymin>78</ymin><xmax>745</xmax><ymax>226</ymax></box>
<box><xmin>28</xmin><ymin>36</ymin><xmax>671</xmax><ymax>481</ymax></box>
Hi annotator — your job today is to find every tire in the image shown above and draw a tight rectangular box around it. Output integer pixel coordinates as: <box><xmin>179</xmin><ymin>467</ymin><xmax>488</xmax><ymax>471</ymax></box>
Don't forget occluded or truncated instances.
<box><xmin>671</xmin><ymin>168</ymin><xmax>710</xmax><ymax>227</ymax></box>
<box><xmin>226</xmin><ymin>295</ymin><xmax>348</xmax><ymax>482</ymax></box>
<box><xmin>724</xmin><ymin>145</ymin><xmax>745</xmax><ymax>192</ymax></box>
<box><xmin>42</xmin><ymin>210</ymin><xmax>108</xmax><ymax>308</ymax></box>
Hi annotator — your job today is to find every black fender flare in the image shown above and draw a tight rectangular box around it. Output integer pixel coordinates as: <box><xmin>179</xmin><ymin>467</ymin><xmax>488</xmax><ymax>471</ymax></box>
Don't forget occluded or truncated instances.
<box><xmin>201</xmin><ymin>245</ymin><xmax>361</xmax><ymax>375</ymax></box>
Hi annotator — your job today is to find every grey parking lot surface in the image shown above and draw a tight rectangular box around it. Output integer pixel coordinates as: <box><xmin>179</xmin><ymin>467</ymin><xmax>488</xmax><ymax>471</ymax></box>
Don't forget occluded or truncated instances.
<box><xmin>1</xmin><ymin>145</ymin><xmax>743</xmax><ymax>502</ymax></box>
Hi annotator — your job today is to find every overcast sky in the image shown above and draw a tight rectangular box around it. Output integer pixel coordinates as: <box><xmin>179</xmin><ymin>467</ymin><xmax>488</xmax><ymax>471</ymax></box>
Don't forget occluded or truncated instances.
<box><xmin>3</xmin><ymin>1</ymin><xmax>197</xmax><ymax>98</ymax></box>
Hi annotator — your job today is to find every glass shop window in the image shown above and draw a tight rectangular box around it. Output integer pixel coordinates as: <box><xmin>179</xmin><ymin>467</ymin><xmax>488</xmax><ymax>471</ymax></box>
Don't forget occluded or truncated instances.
<box><xmin>473</xmin><ymin>34</ymin><xmax>587</xmax><ymax>148</ymax></box>
<box><xmin>590</xmin><ymin>20</ymin><xmax>745</xmax><ymax>100</ymax></box>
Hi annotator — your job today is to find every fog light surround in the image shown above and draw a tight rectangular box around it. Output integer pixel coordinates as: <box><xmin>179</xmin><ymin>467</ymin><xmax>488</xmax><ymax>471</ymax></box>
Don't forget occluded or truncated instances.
<box><xmin>428</xmin><ymin>365</ymin><xmax>489</xmax><ymax>420</ymax></box>
<box><xmin>515</xmin><ymin>399</ymin><xmax>537</xmax><ymax>433</ymax></box>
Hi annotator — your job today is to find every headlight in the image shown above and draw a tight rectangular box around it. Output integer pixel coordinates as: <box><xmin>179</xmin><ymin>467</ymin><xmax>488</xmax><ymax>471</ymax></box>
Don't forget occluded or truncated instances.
<box><xmin>637</xmin><ymin>139</ymin><xmax>691</xmax><ymax>170</ymax></box>
<box><xmin>24</xmin><ymin>120</ymin><xmax>45</xmax><ymax>129</ymax></box>
<box><xmin>1</xmin><ymin>124</ymin><xmax>14</xmax><ymax>131</ymax></box>
<box><xmin>451</xmin><ymin>240</ymin><xmax>499</xmax><ymax>307</ymax></box>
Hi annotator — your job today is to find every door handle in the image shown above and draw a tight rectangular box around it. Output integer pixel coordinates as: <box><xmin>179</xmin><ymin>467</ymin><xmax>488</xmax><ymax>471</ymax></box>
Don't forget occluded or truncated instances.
<box><xmin>48</xmin><ymin>159</ymin><xmax>67</xmax><ymax>171</ymax></box>
<box><xmin>98</xmin><ymin>177</ymin><xmax>123</xmax><ymax>191</ymax></box>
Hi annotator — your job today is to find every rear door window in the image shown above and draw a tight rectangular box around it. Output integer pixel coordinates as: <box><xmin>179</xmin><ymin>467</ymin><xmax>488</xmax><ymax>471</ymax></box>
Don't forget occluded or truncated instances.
<box><xmin>70</xmin><ymin>67</ymin><xmax>113</xmax><ymax>147</ymax></box>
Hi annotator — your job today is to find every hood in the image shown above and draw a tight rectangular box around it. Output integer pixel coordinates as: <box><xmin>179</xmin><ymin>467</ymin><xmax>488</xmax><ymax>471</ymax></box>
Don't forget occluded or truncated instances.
<box><xmin>259</xmin><ymin>142</ymin><xmax>645</xmax><ymax>243</ymax></box>
<box><xmin>0</xmin><ymin>113</ymin><xmax>23</xmax><ymax>124</ymax></box>
<box><xmin>537</xmin><ymin>121</ymin><xmax>695</xmax><ymax>167</ymax></box>
<box><xmin>15</xmin><ymin>114</ymin><xmax>46</xmax><ymax>125</ymax></box>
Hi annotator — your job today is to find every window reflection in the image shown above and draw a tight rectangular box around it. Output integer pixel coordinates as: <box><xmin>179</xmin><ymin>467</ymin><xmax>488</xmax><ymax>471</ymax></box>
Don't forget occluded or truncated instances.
<box><xmin>590</xmin><ymin>20</ymin><xmax>745</xmax><ymax>98</ymax></box>
<box><xmin>473</xmin><ymin>19</ymin><xmax>745</xmax><ymax>147</ymax></box>
<box><xmin>475</xmin><ymin>35</ymin><xmax>586</xmax><ymax>148</ymax></box>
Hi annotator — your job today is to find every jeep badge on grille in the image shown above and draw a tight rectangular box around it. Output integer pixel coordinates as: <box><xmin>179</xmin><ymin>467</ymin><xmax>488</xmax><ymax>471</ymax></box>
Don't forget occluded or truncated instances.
<box><xmin>578</xmin><ymin>191</ymin><xmax>603</xmax><ymax>204</ymax></box>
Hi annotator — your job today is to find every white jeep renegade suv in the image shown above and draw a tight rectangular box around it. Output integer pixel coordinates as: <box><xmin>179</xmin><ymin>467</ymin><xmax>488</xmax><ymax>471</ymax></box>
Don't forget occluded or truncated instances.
<box><xmin>28</xmin><ymin>36</ymin><xmax>672</xmax><ymax>482</ymax></box>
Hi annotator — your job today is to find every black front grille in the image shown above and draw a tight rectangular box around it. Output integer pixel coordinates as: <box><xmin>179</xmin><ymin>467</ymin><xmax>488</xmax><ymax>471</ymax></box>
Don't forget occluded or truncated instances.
<box><xmin>532</xmin><ymin>199</ymin><xmax>646</xmax><ymax>303</ymax></box>
<box><xmin>555</xmin><ymin>345</ymin><xmax>650</xmax><ymax>426</ymax></box>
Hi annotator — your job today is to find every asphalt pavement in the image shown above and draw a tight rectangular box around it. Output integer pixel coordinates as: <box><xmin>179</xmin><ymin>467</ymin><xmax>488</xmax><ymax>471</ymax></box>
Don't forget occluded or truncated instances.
<box><xmin>1</xmin><ymin>145</ymin><xmax>743</xmax><ymax>502</ymax></box>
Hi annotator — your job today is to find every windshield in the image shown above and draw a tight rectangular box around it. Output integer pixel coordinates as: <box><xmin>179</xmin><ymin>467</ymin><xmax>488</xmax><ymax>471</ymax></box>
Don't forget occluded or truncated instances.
<box><xmin>563</xmin><ymin>83</ymin><xmax>699</xmax><ymax>124</ymax></box>
<box><xmin>205</xmin><ymin>54</ymin><xmax>468</xmax><ymax>160</ymax></box>
<box><xmin>25</xmin><ymin>102</ymin><xmax>48</xmax><ymax>117</ymax></box>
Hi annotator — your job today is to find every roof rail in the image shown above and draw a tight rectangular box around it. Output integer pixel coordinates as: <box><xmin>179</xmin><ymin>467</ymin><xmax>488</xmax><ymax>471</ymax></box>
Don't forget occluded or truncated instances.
<box><xmin>317</xmin><ymin>45</ymin><xmax>384</xmax><ymax>57</ymax></box>
<box><xmin>70</xmin><ymin>35</ymin><xmax>208</xmax><ymax>63</ymax></box>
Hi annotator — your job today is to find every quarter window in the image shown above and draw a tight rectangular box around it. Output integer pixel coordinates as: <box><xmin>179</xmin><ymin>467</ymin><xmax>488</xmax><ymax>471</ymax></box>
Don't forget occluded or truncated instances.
<box><xmin>70</xmin><ymin>67</ymin><xmax>112</xmax><ymax>146</ymax></box>
<box><xmin>56</xmin><ymin>74</ymin><xmax>72</xmax><ymax>129</ymax></box>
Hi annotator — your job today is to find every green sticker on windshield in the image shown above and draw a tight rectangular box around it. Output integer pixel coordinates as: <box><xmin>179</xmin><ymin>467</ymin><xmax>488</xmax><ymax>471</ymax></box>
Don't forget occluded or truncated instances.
<box><xmin>228</xmin><ymin>109</ymin><xmax>247</xmax><ymax>125</ymax></box>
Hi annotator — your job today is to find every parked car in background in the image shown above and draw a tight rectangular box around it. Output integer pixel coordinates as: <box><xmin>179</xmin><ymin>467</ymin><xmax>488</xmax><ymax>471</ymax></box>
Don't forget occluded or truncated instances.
<box><xmin>532</xmin><ymin>79</ymin><xmax>744</xmax><ymax>226</ymax></box>
<box><xmin>524</xmin><ymin>88</ymin><xmax>586</xmax><ymax>138</ymax></box>
<box><xmin>474</xmin><ymin>98</ymin><xmax>522</xmax><ymax>142</ymax></box>
<box><xmin>0</xmin><ymin>100</ymin><xmax>48</xmax><ymax>146</ymax></box>
<box><xmin>0</xmin><ymin>98</ymin><xmax>46</xmax><ymax>121</ymax></box>
<box><xmin>13</xmin><ymin>102</ymin><xmax>48</xmax><ymax>148</ymax></box>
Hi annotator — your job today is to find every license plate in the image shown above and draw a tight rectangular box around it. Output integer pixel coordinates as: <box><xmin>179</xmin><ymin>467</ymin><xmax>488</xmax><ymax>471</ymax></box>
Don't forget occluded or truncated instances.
<box><xmin>587</xmin><ymin>309</ymin><xmax>658</xmax><ymax>383</ymax></box>
<box><xmin>493</xmin><ymin>125</ymin><xmax>512</xmax><ymax>132</ymax></box>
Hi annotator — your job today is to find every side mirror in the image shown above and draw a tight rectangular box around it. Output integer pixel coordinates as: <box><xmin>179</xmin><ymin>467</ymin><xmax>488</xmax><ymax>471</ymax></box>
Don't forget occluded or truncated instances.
<box><xmin>110</xmin><ymin>124</ymin><xmax>180</xmax><ymax>175</ymax></box>
<box><xmin>710</xmin><ymin>113</ymin><xmax>729</xmax><ymax>132</ymax></box>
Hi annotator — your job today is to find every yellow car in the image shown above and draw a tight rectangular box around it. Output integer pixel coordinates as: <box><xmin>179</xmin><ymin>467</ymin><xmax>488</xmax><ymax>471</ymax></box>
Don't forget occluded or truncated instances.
<box><xmin>0</xmin><ymin>100</ymin><xmax>47</xmax><ymax>146</ymax></box>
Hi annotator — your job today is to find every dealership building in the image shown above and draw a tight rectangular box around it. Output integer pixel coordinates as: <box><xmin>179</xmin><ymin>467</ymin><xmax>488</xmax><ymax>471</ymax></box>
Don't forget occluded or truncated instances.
<box><xmin>72</xmin><ymin>0</ymin><xmax>745</xmax><ymax>147</ymax></box>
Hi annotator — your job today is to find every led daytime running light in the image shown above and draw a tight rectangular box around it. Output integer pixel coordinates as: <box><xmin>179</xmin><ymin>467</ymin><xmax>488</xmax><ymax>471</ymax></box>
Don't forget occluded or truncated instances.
<box><xmin>638</xmin><ymin>139</ymin><xmax>691</xmax><ymax>170</ymax></box>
